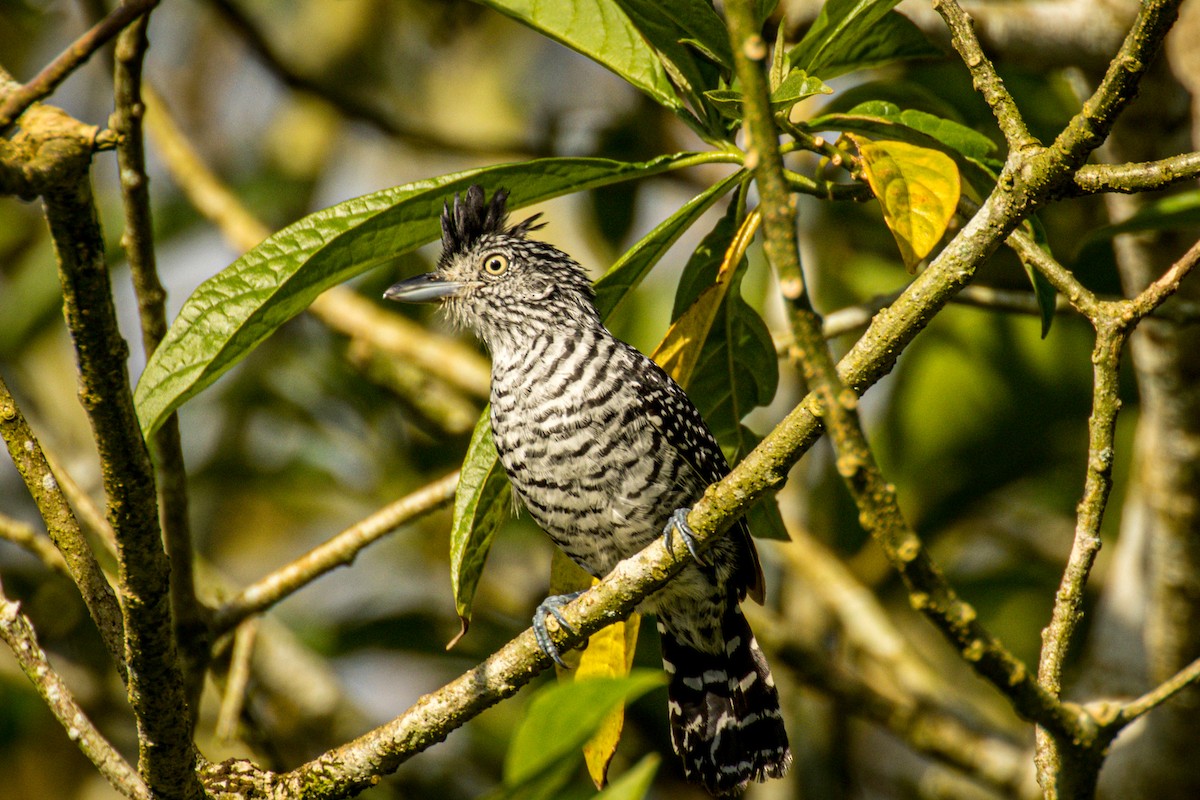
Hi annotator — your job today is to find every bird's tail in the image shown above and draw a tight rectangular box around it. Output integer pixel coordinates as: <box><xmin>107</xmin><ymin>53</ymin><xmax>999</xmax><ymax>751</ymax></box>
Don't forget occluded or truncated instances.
<box><xmin>658</xmin><ymin>605</ymin><xmax>791</xmax><ymax>795</ymax></box>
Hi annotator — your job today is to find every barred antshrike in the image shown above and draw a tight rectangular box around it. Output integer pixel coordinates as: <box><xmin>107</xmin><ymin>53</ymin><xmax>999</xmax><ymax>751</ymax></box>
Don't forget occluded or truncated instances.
<box><xmin>385</xmin><ymin>186</ymin><xmax>790</xmax><ymax>795</ymax></box>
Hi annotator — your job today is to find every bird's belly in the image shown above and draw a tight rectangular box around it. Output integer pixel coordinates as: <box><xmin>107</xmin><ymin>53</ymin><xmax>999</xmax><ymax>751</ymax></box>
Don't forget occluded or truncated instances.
<box><xmin>494</xmin><ymin>406</ymin><xmax>700</xmax><ymax>578</ymax></box>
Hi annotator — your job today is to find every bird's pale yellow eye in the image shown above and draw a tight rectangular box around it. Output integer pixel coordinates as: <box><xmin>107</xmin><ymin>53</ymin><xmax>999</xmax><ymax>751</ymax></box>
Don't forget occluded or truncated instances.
<box><xmin>483</xmin><ymin>253</ymin><xmax>509</xmax><ymax>276</ymax></box>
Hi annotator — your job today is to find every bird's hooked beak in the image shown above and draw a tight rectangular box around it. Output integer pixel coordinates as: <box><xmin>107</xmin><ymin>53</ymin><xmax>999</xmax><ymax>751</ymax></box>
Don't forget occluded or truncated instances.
<box><xmin>384</xmin><ymin>273</ymin><xmax>462</xmax><ymax>304</ymax></box>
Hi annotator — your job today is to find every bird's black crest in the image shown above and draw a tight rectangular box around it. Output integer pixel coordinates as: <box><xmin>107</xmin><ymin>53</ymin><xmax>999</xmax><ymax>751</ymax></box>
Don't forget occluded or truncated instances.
<box><xmin>440</xmin><ymin>185</ymin><xmax>544</xmax><ymax>259</ymax></box>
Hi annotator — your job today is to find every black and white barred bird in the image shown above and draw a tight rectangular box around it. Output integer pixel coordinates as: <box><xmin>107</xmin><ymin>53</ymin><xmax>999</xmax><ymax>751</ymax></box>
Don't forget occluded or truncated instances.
<box><xmin>385</xmin><ymin>185</ymin><xmax>790</xmax><ymax>795</ymax></box>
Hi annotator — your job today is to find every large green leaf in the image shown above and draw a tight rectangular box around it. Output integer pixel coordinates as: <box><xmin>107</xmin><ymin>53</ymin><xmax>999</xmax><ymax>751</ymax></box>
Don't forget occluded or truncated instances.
<box><xmin>504</xmin><ymin>671</ymin><xmax>664</xmax><ymax>787</ymax></box>
<box><xmin>477</xmin><ymin>0</ymin><xmax>682</xmax><ymax>113</ymax></box>
<box><xmin>615</xmin><ymin>0</ymin><xmax>732</xmax><ymax>71</ymax></box>
<box><xmin>788</xmin><ymin>0</ymin><xmax>903</xmax><ymax>78</ymax></box>
<box><xmin>812</xmin><ymin>101</ymin><xmax>996</xmax><ymax>160</ymax></box>
<box><xmin>135</xmin><ymin>152</ymin><xmax>732</xmax><ymax>436</ymax></box>
<box><xmin>803</xmin><ymin>9</ymin><xmax>939</xmax><ymax>79</ymax></box>
<box><xmin>449</xmin><ymin>411</ymin><xmax>512</xmax><ymax>638</ymax></box>
<box><xmin>613</xmin><ymin>0</ymin><xmax>729</xmax><ymax>133</ymax></box>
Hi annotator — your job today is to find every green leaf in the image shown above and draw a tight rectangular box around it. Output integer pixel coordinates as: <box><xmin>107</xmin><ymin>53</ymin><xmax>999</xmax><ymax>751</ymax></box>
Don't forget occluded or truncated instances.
<box><xmin>1021</xmin><ymin>214</ymin><xmax>1058</xmax><ymax>338</ymax></box>
<box><xmin>770</xmin><ymin>69</ymin><xmax>833</xmax><ymax>109</ymax></box>
<box><xmin>704</xmin><ymin>70</ymin><xmax>831</xmax><ymax>121</ymax></box>
<box><xmin>755</xmin><ymin>0</ymin><xmax>781</xmax><ymax>28</ymax></box>
<box><xmin>613</xmin><ymin>0</ymin><xmax>728</xmax><ymax>131</ymax></box>
<box><xmin>504</xmin><ymin>671</ymin><xmax>665</xmax><ymax>786</ymax></box>
<box><xmin>614</xmin><ymin>0</ymin><xmax>732</xmax><ymax>71</ymax></box>
<box><xmin>135</xmin><ymin>152</ymin><xmax>729</xmax><ymax>436</ymax></box>
<box><xmin>806</xmin><ymin>9</ymin><xmax>939</xmax><ymax>79</ymax></box>
<box><xmin>595</xmin><ymin>754</ymin><xmax>660</xmax><ymax>800</ymax></box>
<box><xmin>852</xmin><ymin>136</ymin><xmax>961</xmax><ymax>272</ymax></box>
<box><xmin>594</xmin><ymin>169</ymin><xmax>746</xmax><ymax>318</ymax></box>
<box><xmin>815</xmin><ymin>101</ymin><xmax>997</xmax><ymax>160</ymax></box>
<box><xmin>477</xmin><ymin>0</ymin><xmax>682</xmax><ymax>112</ymax></box>
<box><xmin>788</xmin><ymin>0</ymin><xmax>902</xmax><ymax>78</ymax></box>
<box><xmin>449</xmin><ymin>410</ymin><xmax>512</xmax><ymax>637</ymax></box>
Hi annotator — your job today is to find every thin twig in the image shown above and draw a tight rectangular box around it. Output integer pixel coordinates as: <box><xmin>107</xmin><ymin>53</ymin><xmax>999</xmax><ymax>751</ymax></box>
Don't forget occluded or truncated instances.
<box><xmin>1073</xmin><ymin>151</ymin><xmax>1200</xmax><ymax>195</ymax></box>
<box><xmin>932</xmin><ymin>0</ymin><xmax>1038</xmax><ymax>153</ymax></box>
<box><xmin>1126</xmin><ymin>236</ymin><xmax>1200</xmax><ymax>320</ymax></box>
<box><xmin>212</xmin><ymin>471</ymin><xmax>460</xmax><ymax>635</ymax></box>
<box><xmin>216</xmin><ymin>618</ymin><xmax>259</xmax><ymax>741</ymax></box>
<box><xmin>0</xmin><ymin>513</ymin><xmax>69</xmax><ymax>576</ymax></box>
<box><xmin>0</xmin><ymin>0</ymin><xmax>159</xmax><ymax>132</ymax></box>
<box><xmin>0</xmin><ymin>579</ymin><xmax>151</xmax><ymax>800</ymax></box>
<box><xmin>1111</xmin><ymin>654</ymin><xmax>1200</xmax><ymax>727</ymax></box>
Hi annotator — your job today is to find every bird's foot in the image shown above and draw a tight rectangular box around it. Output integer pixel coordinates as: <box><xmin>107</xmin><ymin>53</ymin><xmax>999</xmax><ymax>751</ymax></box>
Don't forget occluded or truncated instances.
<box><xmin>663</xmin><ymin>507</ymin><xmax>707</xmax><ymax>566</ymax></box>
<box><xmin>533</xmin><ymin>590</ymin><xmax>585</xmax><ymax>667</ymax></box>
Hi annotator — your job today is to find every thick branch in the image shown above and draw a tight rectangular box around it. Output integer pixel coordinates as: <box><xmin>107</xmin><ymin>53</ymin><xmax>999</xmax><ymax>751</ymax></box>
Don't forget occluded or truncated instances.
<box><xmin>732</xmin><ymin>0</ymin><xmax>1079</xmax><ymax>737</ymax></box>
<box><xmin>42</xmin><ymin>148</ymin><xmax>201</xmax><ymax>798</ymax></box>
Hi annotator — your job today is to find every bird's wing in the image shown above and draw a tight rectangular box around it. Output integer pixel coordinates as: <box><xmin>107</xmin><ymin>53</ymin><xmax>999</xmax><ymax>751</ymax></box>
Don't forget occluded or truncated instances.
<box><xmin>626</xmin><ymin>344</ymin><xmax>766</xmax><ymax>603</ymax></box>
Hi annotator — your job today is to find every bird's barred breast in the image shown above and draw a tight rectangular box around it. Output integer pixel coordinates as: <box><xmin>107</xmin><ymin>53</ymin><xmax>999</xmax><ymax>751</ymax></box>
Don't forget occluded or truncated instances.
<box><xmin>490</xmin><ymin>330</ymin><xmax>703</xmax><ymax>578</ymax></box>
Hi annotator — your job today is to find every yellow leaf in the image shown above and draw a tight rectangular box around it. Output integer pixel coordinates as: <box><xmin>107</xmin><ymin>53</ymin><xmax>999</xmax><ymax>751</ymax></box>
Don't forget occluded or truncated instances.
<box><xmin>548</xmin><ymin>549</ymin><xmax>642</xmax><ymax>788</ymax></box>
<box><xmin>579</xmin><ymin>613</ymin><xmax>641</xmax><ymax>788</ymax></box>
<box><xmin>853</xmin><ymin>136</ymin><xmax>960</xmax><ymax>273</ymax></box>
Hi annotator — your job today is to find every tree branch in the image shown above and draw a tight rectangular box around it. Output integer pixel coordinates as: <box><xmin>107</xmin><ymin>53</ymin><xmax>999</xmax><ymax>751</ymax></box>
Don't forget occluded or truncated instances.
<box><xmin>0</xmin><ymin>512</ymin><xmax>69</xmax><ymax>576</ymax></box>
<box><xmin>0</xmin><ymin>373</ymin><xmax>126</xmax><ymax>677</ymax></box>
<box><xmin>212</xmin><ymin>471</ymin><xmax>460</xmax><ymax>635</ymax></box>
<box><xmin>0</xmin><ymin>0</ymin><xmax>159</xmax><ymax>132</ymax></box>
<box><xmin>38</xmin><ymin>115</ymin><xmax>201</xmax><ymax>797</ymax></box>
<box><xmin>0</xmin><ymin>578</ymin><xmax>150</xmax><ymax>800</ymax></box>
<box><xmin>1073</xmin><ymin>151</ymin><xmax>1200</xmax><ymax>194</ymax></box>
<box><xmin>932</xmin><ymin>0</ymin><xmax>1039</xmax><ymax>153</ymax></box>
<box><xmin>731</xmin><ymin>0</ymin><xmax>1080</xmax><ymax>738</ymax></box>
<box><xmin>112</xmin><ymin>10</ymin><xmax>209</xmax><ymax>712</ymax></box>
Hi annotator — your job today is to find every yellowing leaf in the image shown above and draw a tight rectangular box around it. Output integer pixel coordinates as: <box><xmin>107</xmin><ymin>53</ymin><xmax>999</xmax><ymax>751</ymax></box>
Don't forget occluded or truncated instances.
<box><xmin>579</xmin><ymin>612</ymin><xmax>641</xmax><ymax>788</ymax></box>
<box><xmin>548</xmin><ymin>549</ymin><xmax>642</xmax><ymax>789</ymax></box>
<box><xmin>853</xmin><ymin>136</ymin><xmax>960</xmax><ymax>273</ymax></box>
<box><xmin>651</xmin><ymin>209</ymin><xmax>761</xmax><ymax>386</ymax></box>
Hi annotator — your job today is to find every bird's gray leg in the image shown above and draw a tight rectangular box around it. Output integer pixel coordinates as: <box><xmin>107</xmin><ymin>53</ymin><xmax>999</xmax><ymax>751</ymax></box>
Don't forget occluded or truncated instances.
<box><xmin>533</xmin><ymin>590</ymin><xmax>585</xmax><ymax>667</ymax></box>
<box><xmin>663</xmin><ymin>507</ymin><xmax>707</xmax><ymax>565</ymax></box>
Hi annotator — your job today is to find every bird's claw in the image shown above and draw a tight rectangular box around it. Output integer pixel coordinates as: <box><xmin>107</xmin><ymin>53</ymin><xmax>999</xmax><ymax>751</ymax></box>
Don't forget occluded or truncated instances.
<box><xmin>533</xmin><ymin>590</ymin><xmax>585</xmax><ymax>667</ymax></box>
<box><xmin>663</xmin><ymin>507</ymin><xmax>707</xmax><ymax>566</ymax></box>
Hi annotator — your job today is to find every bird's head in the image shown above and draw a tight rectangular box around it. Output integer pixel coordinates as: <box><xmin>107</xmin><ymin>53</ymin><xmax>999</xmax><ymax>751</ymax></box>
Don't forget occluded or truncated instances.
<box><xmin>384</xmin><ymin>185</ymin><xmax>598</xmax><ymax>347</ymax></box>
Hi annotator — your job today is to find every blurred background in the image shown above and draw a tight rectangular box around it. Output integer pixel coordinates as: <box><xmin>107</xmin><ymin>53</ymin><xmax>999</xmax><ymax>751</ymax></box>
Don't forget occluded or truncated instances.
<box><xmin>2</xmin><ymin>1</ymin><xmax>1197</xmax><ymax>798</ymax></box>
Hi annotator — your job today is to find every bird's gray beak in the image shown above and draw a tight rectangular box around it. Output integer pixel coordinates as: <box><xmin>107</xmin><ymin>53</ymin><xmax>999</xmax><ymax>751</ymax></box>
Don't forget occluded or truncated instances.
<box><xmin>384</xmin><ymin>273</ymin><xmax>462</xmax><ymax>304</ymax></box>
